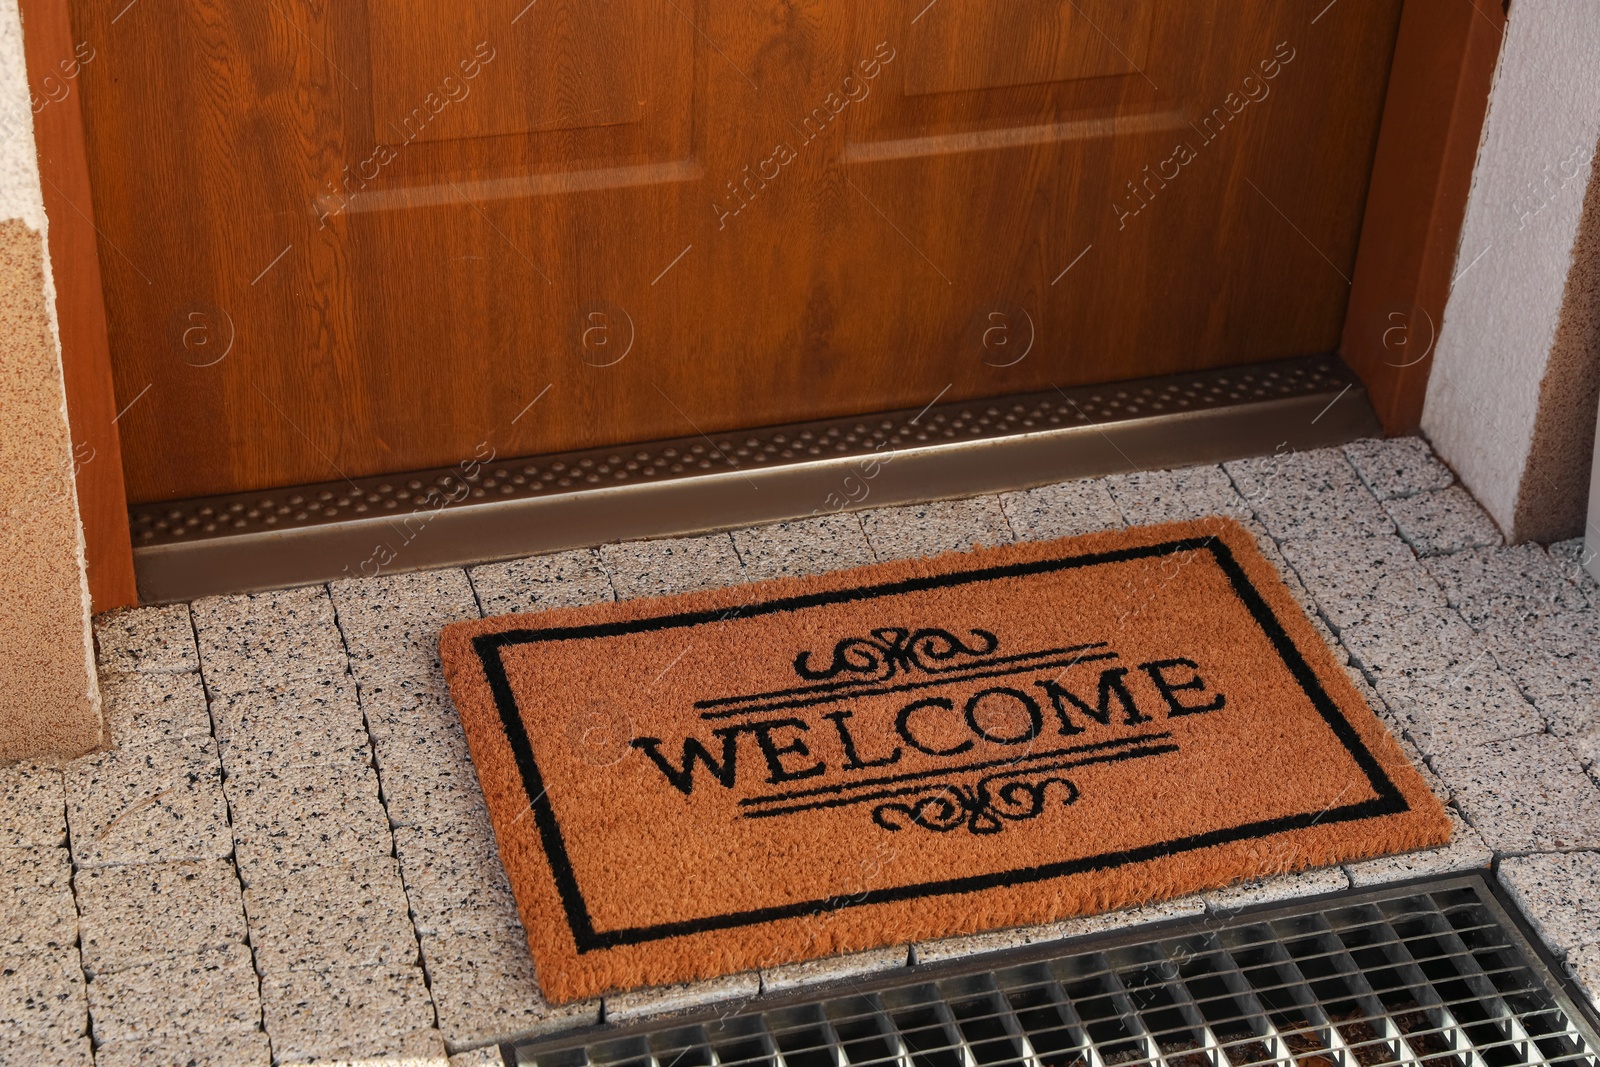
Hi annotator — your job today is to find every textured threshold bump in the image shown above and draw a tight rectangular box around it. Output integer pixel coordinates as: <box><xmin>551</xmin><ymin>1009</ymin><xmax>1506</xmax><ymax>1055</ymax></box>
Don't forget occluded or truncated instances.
<box><xmin>504</xmin><ymin>873</ymin><xmax>1600</xmax><ymax>1067</ymax></box>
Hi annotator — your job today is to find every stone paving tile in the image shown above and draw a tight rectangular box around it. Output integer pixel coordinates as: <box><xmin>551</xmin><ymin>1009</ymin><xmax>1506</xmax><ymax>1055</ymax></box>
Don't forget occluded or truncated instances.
<box><xmin>598</xmin><ymin>534</ymin><xmax>747</xmax><ymax>599</ymax></box>
<box><xmin>191</xmin><ymin>585</ymin><xmax>349</xmax><ymax>696</ymax></box>
<box><xmin>0</xmin><ymin>847</ymin><xmax>76</xmax><ymax>957</ymax></box>
<box><xmin>1496</xmin><ymin>852</ymin><xmax>1600</xmax><ymax>957</ymax></box>
<box><xmin>1342</xmin><ymin>437</ymin><xmax>1454</xmax><ymax>501</ymax></box>
<box><xmin>76</xmin><ymin>859</ymin><xmax>246</xmax><ymax>976</ymax></box>
<box><xmin>1488</xmin><ymin>614</ymin><xmax>1600</xmax><ymax>738</ymax></box>
<box><xmin>101</xmin><ymin>671</ymin><xmax>213</xmax><ymax>751</ymax></box>
<box><xmin>1204</xmin><ymin>867</ymin><xmax>1351</xmax><ymax>912</ymax></box>
<box><xmin>225</xmin><ymin>753</ymin><xmax>393</xmax><ymax>886</ymax></box>
<box><xmin>0</xmin><ymin>759</ymin><xmax>66</xmax><ymax>849</ymax></box>
<box><xmin>211</xmin><ymin>678</ymin><xmax>370</xmax><ymax>767</ymax></box>
<box><xmin>760</xmin><ymin>945</ymin><xmax>908</xmax><ymax>992</ymax></box>
<box><xmin>999</xmin><ymin>479</ymin><xmax>1124</xmax><ymax>542</ymax></box>
<box><xmin>450</xmin><ymin>1049</ymin><xmax>505</xmax><ymax>1067</ymax></box>
<box><xmin>1279</xmin><ymin>535</ymin><xmax>1446</xmax><ymax>634</ymax></box>
<box><xmin>1568</xmin><ymin>944</ymin><xmax>1600</xmax><ymax>1007</ymax></box>
<box><xmin>242</xmin><ymin>855</ymin><xmax>418</xmax><ymax>976</ymax></box>
<box><xmin>0</xmin><ymin>1031</ymin><xmax>93</xmax><ymax>1067</ymax></box>
<box><xmin>1224</xmin><ymin>448</ymin><xmax>1396</xmax><ymax>542</ymax></box>
<box><xmin>604</xmin><ymin>971</ymin><xmax>762</xmax><ymax>1022</ymax></box>
<box><xmin>1338</xmin><ymin>605</ymin><xmax>1490</xmax><ymax>690</ymax></box>
<box><xmin>421</xmin><ymin>926</ymin><xmax>599</xmax><ymax>1047</ymax></box>
<box><xmin>916</xmin><ymin>898</ymin><xmax>1207</xmax><ymax>965</ymax></box>
<box><xmin>858</xmin><ymin>497</ymin><xmax>1013</xmax><ymax>561</ymax></box>
<box><xmin>470</xmin><ymin>548</ymin><xmax>614</xmax><ymax>617</ymax></box>
<box><xmin>85</xmin><ymin>942</ymin><xmax>261</xmax><ymax>1045</ymax></box>
<box><xmin>372</xmin><ymin>732</ymin><xmax>490</xmax><ymax>831</ymax></box>
<box><xmin>93</xmin><ymin>603</ymin><xmax>199</xmax><ymax>675</ymax></box>
<box><xmin>1425</xmin><ymin>544</ymin><xmax>1589</xmax><ymax>633</ymax></box>
<box><xmin>1548</xmin><ymin>537</ymin><xmax>1599</xmax><ymax>600</ymax></box>
<box><xmin>1104</xmin><ymin>464</ymin><xmax>1252</xmax><ymax>525</ymax></box>
<box><xmin>1376</xmin><ymin>661</ymin><xmax>1545</xmax><ymax>752</ymax></box>
<box><xmin>257</xmin><ymin>964</ymin><xmax>441</xmax><ymax>1065</ymax></box>
<box><xmin>94</xmin><ymin>1030</ymin><xmax>272</xmax><ymax>1067</ymax></box>
<box><xmin>731</xmin><ymin>513</ymin><xmax>875</xmax><ymax>580</ymax></box>
<box><xmin>1428</xmin><ymin>734</ymin><xmax>1600</xmax><ymax>852</ymax></box>
<box><xmin>1385</xmin><ymin>487</ymin><xmax>1504</xmax><ymax>557</ymax></box>
<box><xmin>0</xmin><ymin>941</ymin><xmax>87</xmax><ymax>1043</ymax></box>
<box><xmin>1344</xmin><ymin>805</ymin><xmax>1493</xmax><ymax>887</ymax></box>
<box><xmin>66</xmin><ymin>736</ymin><xmax>233</xmax><ymax>869</ymax></box>
<box><xmin>391</xmin><ymin>825</ymin><xmax>520</xmax><ymax>936</ymax></box>
<box><xmin>330</xmin><ymin>567</ymin><xmax>479</xmax><ymax>689</ymax></box>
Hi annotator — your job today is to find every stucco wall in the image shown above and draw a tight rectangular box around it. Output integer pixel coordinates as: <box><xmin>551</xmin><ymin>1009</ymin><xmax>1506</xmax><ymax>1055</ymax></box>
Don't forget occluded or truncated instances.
<box><xmin>0</xmin><ymin>0</ymin><xmax>101</xmax><ymax>761</ymax></box>
<box><xmin>1422</xmin><ymin>0</ymin><xmax>1600</xmax><ymax>543</ymax></box>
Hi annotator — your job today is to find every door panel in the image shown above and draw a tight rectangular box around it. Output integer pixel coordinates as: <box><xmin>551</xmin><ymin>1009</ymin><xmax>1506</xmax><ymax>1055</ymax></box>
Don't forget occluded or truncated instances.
<box><xmin>72</xmin><ymin>0</ymin><xmax>1403</xmax><ymax>502</ymax></box>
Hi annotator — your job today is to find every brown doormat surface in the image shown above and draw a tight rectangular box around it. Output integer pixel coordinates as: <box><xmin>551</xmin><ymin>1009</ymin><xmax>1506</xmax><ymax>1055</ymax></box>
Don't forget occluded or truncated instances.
<box><xmin>440</xmin><ymin>518</ymin><xmax>1450</xmax><ymax>1004</ymax></box>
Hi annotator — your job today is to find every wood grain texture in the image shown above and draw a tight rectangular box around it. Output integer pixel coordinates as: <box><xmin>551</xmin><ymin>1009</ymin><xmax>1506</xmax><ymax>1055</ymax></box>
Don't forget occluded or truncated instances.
<box><xmin>1340</xmin><ymin>0</ymin><xmax>1505</xmax><ymax>435</ymax></box>
<box><xmin>70</xmin><ymin>0</ymin><xmax>1405</xmax><ymax>502</ymax></box>
<box><xmin>18</xmin><ymin>0</ymin><xmax>137</xmax><ymax>608</ymax></box>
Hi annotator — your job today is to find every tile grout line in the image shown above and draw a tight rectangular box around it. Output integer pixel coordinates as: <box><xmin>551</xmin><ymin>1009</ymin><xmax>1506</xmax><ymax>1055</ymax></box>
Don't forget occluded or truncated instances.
<box><xmin>322</xmin><ymin>581</ymin><xmax>444</xmax><ymax>1041</ymax></box>
<box><xmin>183</xmin><ymin>598</ymin><xmax>273</xmax><ymax>1063</ymax></box>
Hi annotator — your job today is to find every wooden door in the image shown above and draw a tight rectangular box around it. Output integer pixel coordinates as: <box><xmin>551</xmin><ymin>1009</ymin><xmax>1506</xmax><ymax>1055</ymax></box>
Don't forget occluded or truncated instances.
<box><xmin>72</xmin><ymin>0</ymin><xmax>1403</xmax><ymax>503</ymax></box>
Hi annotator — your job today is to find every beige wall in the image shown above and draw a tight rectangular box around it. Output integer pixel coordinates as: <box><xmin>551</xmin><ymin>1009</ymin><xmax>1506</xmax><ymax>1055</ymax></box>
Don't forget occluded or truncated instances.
<box><xmin>0</xmin><ymin>0</ymin><xmax>100</xmax><ymax>762</ymax></box>
<box><xmin>1422</xmin><ymin>0</ymin><xmax>1600</xmax><ymax>543</ymax></box>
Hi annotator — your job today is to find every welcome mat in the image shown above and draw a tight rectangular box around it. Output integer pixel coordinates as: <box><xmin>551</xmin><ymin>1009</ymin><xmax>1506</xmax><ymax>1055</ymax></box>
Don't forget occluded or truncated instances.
<box><xmin>440</xmin><ymin>518</ymin><xmax>1451</xmax><ymax>1003</ymax></box>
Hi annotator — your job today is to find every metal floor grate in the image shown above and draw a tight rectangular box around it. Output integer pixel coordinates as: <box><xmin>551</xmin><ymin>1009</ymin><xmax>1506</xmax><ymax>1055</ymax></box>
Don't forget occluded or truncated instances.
<box><xmin>500</xmin><ymin>876</ymin><xmax>1599</xmax><ymax>1067</ymax></box>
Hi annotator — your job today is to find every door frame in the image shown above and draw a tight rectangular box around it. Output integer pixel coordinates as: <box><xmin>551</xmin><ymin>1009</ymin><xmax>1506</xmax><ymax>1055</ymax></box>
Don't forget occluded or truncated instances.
<box><xmin>22</xmin><ymin>0</ymin><xmax>1503</xmax><ymax>611</ymax></box>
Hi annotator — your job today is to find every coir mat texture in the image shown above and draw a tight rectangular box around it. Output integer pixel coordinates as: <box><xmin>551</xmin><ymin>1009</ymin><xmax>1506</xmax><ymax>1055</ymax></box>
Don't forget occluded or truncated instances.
<box><xmin>439</xmin><ymin>517</ymin><xmax>1451</xmax><ymax>1004</ymax></box>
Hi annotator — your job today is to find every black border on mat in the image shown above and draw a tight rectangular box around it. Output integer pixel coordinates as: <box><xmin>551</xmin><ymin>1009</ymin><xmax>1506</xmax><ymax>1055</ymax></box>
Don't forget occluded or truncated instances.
<box><xmin>470</xmin><ymin>535</ymin><xmax>1411</xmax><ymax>953</ymax></box>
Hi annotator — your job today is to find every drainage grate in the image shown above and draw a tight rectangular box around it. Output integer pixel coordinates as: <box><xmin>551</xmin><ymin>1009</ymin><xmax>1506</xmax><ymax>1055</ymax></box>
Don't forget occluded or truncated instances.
<box><xmin>500</xmin><ymin>876</ymin><xmax>1599</xmax><ymax>1067</ymax></box>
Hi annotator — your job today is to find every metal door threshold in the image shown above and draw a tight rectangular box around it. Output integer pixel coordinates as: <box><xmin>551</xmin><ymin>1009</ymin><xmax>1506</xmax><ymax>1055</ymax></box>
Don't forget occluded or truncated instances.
<box><xmin>128</xmin><ymin>354</ymin><xmax>1379</xmax><ymax>602</ymax></box>
<box><xmin>494</xmin><ymin>873</ymin><xmax>1600</xmax><ymax>1067</ymax></box>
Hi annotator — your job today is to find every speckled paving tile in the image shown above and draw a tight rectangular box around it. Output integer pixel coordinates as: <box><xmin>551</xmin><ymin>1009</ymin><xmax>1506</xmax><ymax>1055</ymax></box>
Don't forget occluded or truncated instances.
<box><xmin>242</xmin><ymin>855</ymin><xmax>419</xmax><ymax>975</ymax></box>
<box><xmin>760</xmin><ymin>945</ymin><xmax>908</xmax><ymax>992</ymax></box>
<box><xmin>0</xmin><ymin>847</ymin><xmax>76</xmax><ymax>956</ymax></box>
<box><xmin>191</xmin><ymin>586</ymin><xmax>349</xmax><ymax>695</ymax></box>
<box><xmin>93</xmin><ymin>603</ymin><xmax>199</xmax><ymax>675</ymax></box>
<box><xmin>858</xmin><ymin>497</ymin><xmax>1013</xmax><ymax>561</ymax></box>
<box><xmin>1000</xmin><ymin>479</ymin><xmax>1124</xmax><ymax>542</ymax></box>
<box><xmin>421</xmin><ymin>926</ymin><xmax>599</xmax><ymax>1047</ymax></box>
<box><xmin>330</xmin><ymin>568</ymin><xmax>479</xmax><ymax>688</ymax></box>
<box><xmin>469</xmin><ymin>548</ymin><xmax>615</xmax><ymax>617</ymax></box>
<box><xmin>0</xmin><ymin>941</ymin><xmax>87</xmax><ymax>1043</ymax></box>
<box><xmin>1376</xmin><ymin>661</ymin><xmax>1545</xmax><ymax>752</ymax></box>
<box><xmin>256</xmin><ymin>964</ymin><xmax>442</xmax><ymax>1065</ymax></box>
<box><xmin>93</xmin><ymin>1030</ymin><xmax>272</xmax><ymax>1067</ymax></box>
<box><xmin>0</xmin><ymin>1031</ymin><xmax>94</xmax><ymax>1067</ymax></box>
<box><xmin>65</xmin><ymin>737</ymin><xmax>233</xmax><ymax>869</ymax></box>
<box><xmin>1224</xmin><ymin>448</ymin><xmax>1395</xmax><ymax>542</ymax></box>
<box><xmin>211</xmin><ymin>677</ymin><xmax>369</xmax><ymax>767</ymax></box>
<box><xmin>915</xmin><ymin>898</ymin><xmax>1206</xmax><ymax>965</ymax></box>
<box><xmin>76</xmin><ymin>859</ymin><xmax>246</xmax><ymax>976</ymax></box>
<box><xmin>1103</xmin><ymin>464</ymin><xmax>1251</xmax><ymax>525</ymax></box>
<box><xmin>0</xmin><ymin>760</ymin><xmax>66</xmax><ymax>849</ymax></box>
<box><xmin>390</xmin><ymin>825</ymin><xmax>520</xmax><ymax>936</ymax></box>
<box><xmin>100</xmin><ymin>671</ymin><xmax>213</xmax><ymax>751</ymax></box>
<box><xmin>85</xmin><ymin>942</ymin><xmax>261</xmax><ymax>1045</ymax></box>
<box><xmin>225</xmin><ymin>753</ymin><xmax>393</xmax><ymax>885</ymax></box>
<box><xmin>1424</xmin><ymin>544</ymin><xmax>1588</xmax><ymax>633</ymax></box>
<box><xmin>1342</xmin><ymin>437</ymin><xmax>1454</xmax><ymax>501</ymax></box>
<box><xmin>1496</xmin><ymin>852</ymin><xmax>1600</xmax><ymax>957</ymax></box>
<box><xmin>1204</xmin><ymin>867</ymin><xmax>1351</xmax><ymax>912</ymax></box>
<box><xmin>730</xmin><ymin>513</ymin><xmax>875</xmax><ymax>580</ymax></box>
<box><xmin>1385</xmin><ymin>487</ymin><xmax>1504</xmax><ymax>557</ymax></box>
<box><xmin>598</xmin><ymin>534</ymin><xmax>746</xmax><ymax>599</ymax></box>
<box><xmin>1278</xmin><ymin>535</ymin><xmax>1446</xmax><ymax>633</ymax></box>
<box><xmin>604</xmin><ymin>971</ymin><xmax>762</xmax><ymax>1022</ymax></box>
<box><xmin>1549</xmin><ymin>537</ymin><xmax>1599</xmax><ymax>599</ymax></box>
<box><xmin>1428</xmin><ymin>734</ymin><xmax>1600</xmax><ymax>852</ymax></box>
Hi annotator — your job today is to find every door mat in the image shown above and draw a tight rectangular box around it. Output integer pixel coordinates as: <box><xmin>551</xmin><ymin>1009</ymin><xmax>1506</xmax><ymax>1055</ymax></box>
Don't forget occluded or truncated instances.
<box><xmin>440</xmin><ymin>517</ymin><xmax>1451</xmax><ymax>1004</ymax></box>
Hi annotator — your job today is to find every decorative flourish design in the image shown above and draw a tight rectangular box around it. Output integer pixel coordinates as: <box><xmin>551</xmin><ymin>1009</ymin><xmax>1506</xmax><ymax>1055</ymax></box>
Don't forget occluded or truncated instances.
<box><xmin>871</xmin><ymin>772</ymin><xmax>1079</xmax><ymax>835</ymax></box>
<box><xmin>793</xmin><ymin>627</ymin><xmax>999</xmax><ymax>683</ymax></box>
